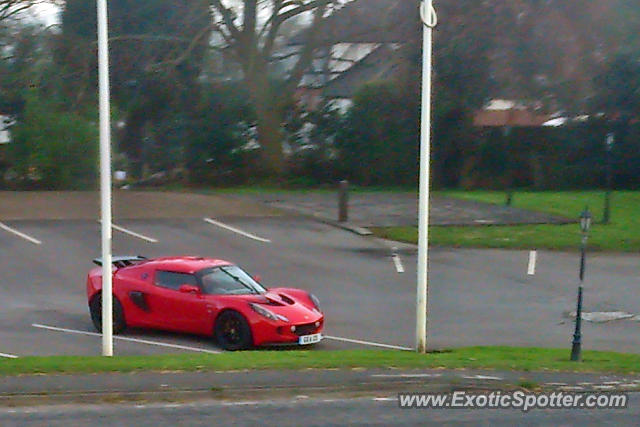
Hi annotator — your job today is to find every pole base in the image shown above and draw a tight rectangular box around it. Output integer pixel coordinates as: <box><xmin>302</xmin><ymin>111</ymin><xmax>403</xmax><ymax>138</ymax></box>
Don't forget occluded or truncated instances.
<box><xmin>570</xmin><ymin>342</ymin><xmax>581</xmax><ymax>361</ymax></box>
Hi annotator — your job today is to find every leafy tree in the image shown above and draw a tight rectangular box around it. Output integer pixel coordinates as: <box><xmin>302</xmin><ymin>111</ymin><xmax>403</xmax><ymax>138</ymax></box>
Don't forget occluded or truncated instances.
<box><xmin>58</xmin><ymin>0</ymin><xmax>212</xmax><ymax>176</ymax></box>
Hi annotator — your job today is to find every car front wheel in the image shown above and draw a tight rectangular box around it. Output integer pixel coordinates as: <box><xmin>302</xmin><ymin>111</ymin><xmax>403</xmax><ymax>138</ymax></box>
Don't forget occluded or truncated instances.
<box><xmin>214</xmin><ymin>310</ymin><xmax>253</xmax><ymax>351</ymax></box>
<box><xmin>89</xmin><ymin>294</ymin><xmax>126</xmax><ymax>334</ymax></box>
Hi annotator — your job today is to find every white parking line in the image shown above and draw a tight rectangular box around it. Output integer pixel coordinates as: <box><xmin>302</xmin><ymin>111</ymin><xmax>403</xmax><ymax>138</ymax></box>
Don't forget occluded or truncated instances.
<box><xmin>203</xmin><ymin>217</ymin><xmax>271</xmax><ymax>243</ymax></box>
<box><xmin>0</xmin><ymin>352</ymin><xmax>18</xmax><ymax>359</ymax></box>
<box><xmin>0</xmin><ymin>222</ymin><xmax>42</xmax><ymax>245</ymax></box>
<box><xmin>461</xmin><ymin>374</ymin><xmax>503</xmax><ymax>381</ymax></box>
<box><xmin>32</xmin><ymin>323</ymin><xmax>220</xmax><ymax>354</ymax></box>
<box><xmin>390</xmin><ymin>247</ymin><xmax>404</xmax><ymax>273</ymax></box>
<box><xmin>392</xmin><ymin>255</ymin><xmax>404</xmax><ymax>274</ymax></box>
<box><xmin>371</xmin><ymin>373</ymin><xmax>442</xmax><ymax>378</ymax></box>
<box><xmin>324</xmin><ymin>335</ymin><xmax>412</xmax><ymax>351</ymax></box>
<box><xmin>98</xmin><ymin>221</ymin><xmax>158</xmax><ymax>243</ymax></box>
<box><xmin>527</xmin><ymin>250</ymin><xmax>537</xmax><ymax>275</ymax></box>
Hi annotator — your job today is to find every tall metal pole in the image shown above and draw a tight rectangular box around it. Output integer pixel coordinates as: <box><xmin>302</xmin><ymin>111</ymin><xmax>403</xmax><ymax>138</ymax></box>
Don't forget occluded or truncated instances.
<box><xmin>97</xmin><ymin>0</ymin><xmax>113</xmax><ymax>356</ymax></box>
<box><xmin>417</xmin><ymin>0</ymin><xmax>437</xmax><ymax>353</ymax></box>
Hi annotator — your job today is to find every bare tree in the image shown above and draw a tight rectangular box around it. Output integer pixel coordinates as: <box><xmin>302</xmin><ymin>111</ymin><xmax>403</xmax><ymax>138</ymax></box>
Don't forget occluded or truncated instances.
<box><xmin>0</xmin><ymin>0</ymin><xmax>56</xmax><ymax>25</ymax></box>
<box><xmin>210</xmin><ymin>0</ymin><xmax>345</xmax><ymax>176</ymax></box>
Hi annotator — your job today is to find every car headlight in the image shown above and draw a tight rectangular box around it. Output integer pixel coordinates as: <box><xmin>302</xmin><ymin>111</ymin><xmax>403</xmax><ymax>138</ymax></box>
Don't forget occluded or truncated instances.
<box><xmin>250</xmin><ymin>303</ymin><xmax>289</xmax><ymax>322</ymax></box>
<box><xmin>309</xmin><ymin>293</ymin><xmax>321</xmax><ymax>312</ymax></box>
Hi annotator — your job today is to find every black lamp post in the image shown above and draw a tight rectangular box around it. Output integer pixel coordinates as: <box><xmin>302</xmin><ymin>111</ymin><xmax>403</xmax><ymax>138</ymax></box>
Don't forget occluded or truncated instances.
<box><xmin>570</xmin><ymin>206</ymin><xmax>592</xmax><ymax>361</ymax></box>
<box><xmin>602</xmin><ymin>133</ymin><xmax>614</xmax><ymax>224</ymax></box>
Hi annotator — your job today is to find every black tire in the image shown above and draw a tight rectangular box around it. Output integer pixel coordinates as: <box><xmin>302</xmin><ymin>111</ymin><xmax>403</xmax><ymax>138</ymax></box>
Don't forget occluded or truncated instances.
<box><xmin>214</xmin><ymin>310</ymin><xmax>253</xmax><ymax>351</ymax></box>
<box><xmin>89</xmin><ymin>294</ymin><xmax>126</xmax><ymax>334</ymax></box>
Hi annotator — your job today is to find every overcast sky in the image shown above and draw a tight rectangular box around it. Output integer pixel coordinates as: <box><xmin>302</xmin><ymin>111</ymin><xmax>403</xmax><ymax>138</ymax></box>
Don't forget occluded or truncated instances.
<box><xmin>31</xmin><ymin>2</ymin><xmax>59</xmax><ymax>26</ymax></box>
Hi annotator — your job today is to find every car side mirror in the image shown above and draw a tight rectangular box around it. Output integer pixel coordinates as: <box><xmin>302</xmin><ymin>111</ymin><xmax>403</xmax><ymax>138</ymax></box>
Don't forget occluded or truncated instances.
<box><xmin>179</xmin><ymin>284</ymin><xmax>200</xmax><ymax>294</ymax></box>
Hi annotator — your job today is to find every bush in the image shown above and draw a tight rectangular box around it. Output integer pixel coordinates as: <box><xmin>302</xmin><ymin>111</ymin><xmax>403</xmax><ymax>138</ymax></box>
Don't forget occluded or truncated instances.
<box><xmin>185</xmin><ymin>83</ymin><xmax>256</xmax><ymax>186</ymax></box>
<box><xmin>336</xmin><ymin>82</ymin><xmax>419</xmax><ymax>186</ymax></box>
<box><xmin>6</xmin><ymin>93</ymin><xmax>98</xmax><ymax>190</ymax></box>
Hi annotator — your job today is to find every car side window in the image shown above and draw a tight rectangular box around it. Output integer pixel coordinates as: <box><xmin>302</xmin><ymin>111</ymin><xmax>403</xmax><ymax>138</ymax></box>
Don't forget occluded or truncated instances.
<box><xmin>154</xmin><ymin>271</ymin><xmax>197</xmax><ymax>291</ymax></box>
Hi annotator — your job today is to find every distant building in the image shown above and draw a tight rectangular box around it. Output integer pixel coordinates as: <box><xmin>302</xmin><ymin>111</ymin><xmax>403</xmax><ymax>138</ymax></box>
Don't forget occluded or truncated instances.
<box><xmin>287</xmin><ymin>0</ymin><xmax>417</xmax><ymax>111</ymax></box>
<box><xmin>473</xmin><ymin>99</ymin><xmax>551</xmax><ymax>128</ymax></box>
<box><xmin>0</xmin><ymin>115</ymin><xmax>12</xmax><ymax>145</ymax></box>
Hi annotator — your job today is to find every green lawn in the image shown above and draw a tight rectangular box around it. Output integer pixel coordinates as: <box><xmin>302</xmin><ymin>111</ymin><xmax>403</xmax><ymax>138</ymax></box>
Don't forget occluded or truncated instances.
<box><xmin>374</xmin><ymin>191</ymin><xmax>640</xmax><ymax>251</ymax></box>
<box><xmin>2</xmin><ymin>347</ymin><xmax>640</xmax><ymax>376</ymax></box>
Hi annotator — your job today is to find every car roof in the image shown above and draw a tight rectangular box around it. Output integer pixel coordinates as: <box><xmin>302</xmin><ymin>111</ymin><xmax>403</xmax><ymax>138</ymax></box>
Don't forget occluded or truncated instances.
<box><xmin>142</xmin><ymin>256</ymin><xmax>233</xmax><ymax>274</ymax></box>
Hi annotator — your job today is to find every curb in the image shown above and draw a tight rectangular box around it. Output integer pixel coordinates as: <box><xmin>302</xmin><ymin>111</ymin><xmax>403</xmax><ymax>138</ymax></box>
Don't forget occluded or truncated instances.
<box><xmin>266</xmin><ymin>202</ymin><xmax>373</xmax><ymax>236</ymax></box>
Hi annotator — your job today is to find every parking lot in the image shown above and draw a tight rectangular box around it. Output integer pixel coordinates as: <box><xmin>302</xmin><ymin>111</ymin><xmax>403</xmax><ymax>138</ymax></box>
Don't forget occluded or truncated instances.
<box><xmin>2</xmin><ymin>191</ymin><xmax>640</xmax><ymax>357</ymax></box>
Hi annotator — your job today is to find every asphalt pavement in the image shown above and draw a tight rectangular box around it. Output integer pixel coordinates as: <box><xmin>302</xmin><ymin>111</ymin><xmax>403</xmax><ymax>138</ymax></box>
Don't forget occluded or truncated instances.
<box><xmin>1</xmin><ymin>370</ymin><xmax>640</xmax><ymax>426</ymax></box>
<box><xmin>2</xmin><ymin>190</ymin><xmax>640</xmax><ymax>418</ymax></box>
<box><xmin>3</xmin><ymin>395</ymin><xmax>639</xmax><ymax>427</ymax></box>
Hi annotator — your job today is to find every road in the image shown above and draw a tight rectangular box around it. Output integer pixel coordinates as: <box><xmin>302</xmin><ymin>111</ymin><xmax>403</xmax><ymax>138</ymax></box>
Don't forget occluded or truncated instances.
<box><xmin>2</xmin><ymin>210</ymin><xmax>640</xmax><ymax>356</ymax></box>
<box><xmin>1</xmin><ymin>394</ymin><xmax>638</xmax><ymax>426</ymax></box>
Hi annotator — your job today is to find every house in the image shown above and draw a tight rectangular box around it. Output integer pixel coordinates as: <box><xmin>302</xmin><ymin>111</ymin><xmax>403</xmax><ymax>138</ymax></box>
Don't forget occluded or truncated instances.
<box><xmin>288</xmin><ymin>0</ymin><xmax>418</xmax><ymax>111</ymax></box>
<box><xmin>0</xmin><ymin>115</ymin><xmax>13</xmax><ymax>178</ymax></box>
<box><xmin>0</xmin><ymin>114</ymin><xmax>12</xmax><ymax>145</ymax></box>
<box><xmin>473</xmin><ymin>99</ymin><xmax>552</xmax><ymax>128</ymax></box>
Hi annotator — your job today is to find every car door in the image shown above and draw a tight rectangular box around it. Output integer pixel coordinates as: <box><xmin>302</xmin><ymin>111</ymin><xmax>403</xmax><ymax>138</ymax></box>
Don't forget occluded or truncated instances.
<box><xmin>145</xmin><ymin>270</ymin><xmax>211</xmax><ymax>335</ymax></box>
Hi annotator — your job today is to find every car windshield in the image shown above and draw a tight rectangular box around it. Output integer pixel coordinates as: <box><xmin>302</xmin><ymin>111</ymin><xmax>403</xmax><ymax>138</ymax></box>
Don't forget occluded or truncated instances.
<box><xmin>197</xmin><ymin>265</ymin><xmax>267</xmax><ymax>295</ymax></box>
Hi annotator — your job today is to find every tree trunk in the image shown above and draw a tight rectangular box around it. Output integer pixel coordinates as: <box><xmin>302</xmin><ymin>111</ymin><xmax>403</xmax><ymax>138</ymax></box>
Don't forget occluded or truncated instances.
<box><xmin>248</xmin><ymin>70</ymin><xmax>287</xmax><ymax>178</ymax></box>
<box><xmin>255</xmin><ymin>101</ymin><xmax>285</xmax><ymax>178</ymax></box>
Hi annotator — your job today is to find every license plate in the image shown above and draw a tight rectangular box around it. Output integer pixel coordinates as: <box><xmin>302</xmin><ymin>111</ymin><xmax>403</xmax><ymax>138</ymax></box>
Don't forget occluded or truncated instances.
<box><xmin>298</xmin><ymin>333</ymin><xmax>322</xmax><ymax>345</ymax></box>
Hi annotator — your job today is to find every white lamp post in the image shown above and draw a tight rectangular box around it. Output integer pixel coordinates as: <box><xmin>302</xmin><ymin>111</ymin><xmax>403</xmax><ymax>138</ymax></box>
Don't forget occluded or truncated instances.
<box><xmin>417</xmin><ymin>0</ymin><xmax>437</xmax><ymax>353</ymax></box>
<box><xmin>97</xmin><ymin>0</ymin><xmax>114</xmax><ymax>356</ymax></box>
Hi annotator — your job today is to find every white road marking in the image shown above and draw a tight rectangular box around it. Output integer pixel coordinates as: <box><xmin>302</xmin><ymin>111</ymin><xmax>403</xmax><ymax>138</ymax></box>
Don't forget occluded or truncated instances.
<box><xmin>98</xmin><ymin>221</ymin><xmax>158</xmax><ymax>243</ymax></box>
<box><xmin>222</xmin><ymin>401</ymin><xmax>262</xmax><ymax>407</ymax></box>
<box><xmin>545</xmin><ymin>382</ymin><xmax>567</xmax><ymax>386</ymax></box>
<box><xmin>373</xmin><ymin>397</ymin><xmax>396</xmax><ymax>402</ymax></box>
<box><xmin>324</xmin><ymin>335</ymin><xmax>413</xmax><ymax>351</ymax></box>
<box><xmin>593</xmin><ymin>385</ymin><xmax>616</xmax><ymax>390</ymax></box>
<box><xmin>461</xmin><ymin>374</ymin><xmax>503</xmax><ymax>381</ymax></box>
<box><xmin>559</xmin><ymin>386</ymin><xmax>584</xmax><ymax>391</ymax></box>
<box><xmin>0</xmin><ymin>222</ymin><xmax>42</xmax><ymax>245</ymax></box>
<box><xmin>371</xmin><ymin>373</ymin><xmax>442</xmax><ymax>378</ymax></box>
<box><xmin>0</xmin><ymin>352</ymin><xmax>18</xmax><ymax>358</ymax></box>
<box><xmin>32</xmin><ymin>323</ymin><xmax>220</xmax><ymax>354</ymax></box>
<box><xmin>203</xmin><ymin>217</ymin><xmax>271</xmax><ymax>243</ymax></box>
<box><xmin>527</xmin><ymin>250</ymin><xmax>537</xmax><ymax>275</ymax></box>
<box><xmin>391</xmin><ymin>247</ymin><xmax>405</xmax><ymax>273</ymax></box>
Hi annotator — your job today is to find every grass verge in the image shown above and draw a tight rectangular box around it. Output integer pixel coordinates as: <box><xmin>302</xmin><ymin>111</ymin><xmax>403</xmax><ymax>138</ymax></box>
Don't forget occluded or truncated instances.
<box><xmin>374</xmin><ymin>190</ymin><xmax>640</xmax><ymax>251</ymax></box>
<box><xmin>2</xmin><ymin>347</ymin><xmax>640</xmax><ymax>376</ymax></box>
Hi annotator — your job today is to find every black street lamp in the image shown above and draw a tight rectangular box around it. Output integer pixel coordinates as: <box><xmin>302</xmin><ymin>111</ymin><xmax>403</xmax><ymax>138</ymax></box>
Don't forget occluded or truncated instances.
<box><xmin>570</xmin><ymin>206</ymin><xmax>592</xmax><ymax>361</ymax></box>
<box><xmin>602</xmin><ymin>133</ymin><xmax>614</xmax><ymax>224</ymax></box>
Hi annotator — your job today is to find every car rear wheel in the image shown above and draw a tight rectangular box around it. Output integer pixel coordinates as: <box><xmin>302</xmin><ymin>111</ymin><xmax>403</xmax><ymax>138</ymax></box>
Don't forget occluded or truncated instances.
<box><xmin>89</xmin><ymin>294</ymin><xmax>126</xmax><ymax>334</ymax></box>
<box><xmin>215</xmin><ymin>311</ymin><xmax>252</xmax><ymax>351</ymax></box>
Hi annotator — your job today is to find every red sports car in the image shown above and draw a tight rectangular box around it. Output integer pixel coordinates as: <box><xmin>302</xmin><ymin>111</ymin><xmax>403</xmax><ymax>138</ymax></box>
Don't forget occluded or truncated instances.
<box><xmin>86</xmin><ymin>256</ymin><xmax>324</xmax><ymax>350</ymax></box>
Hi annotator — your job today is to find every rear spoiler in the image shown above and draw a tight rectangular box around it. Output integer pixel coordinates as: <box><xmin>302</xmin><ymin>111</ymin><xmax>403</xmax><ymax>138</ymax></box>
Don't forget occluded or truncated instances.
<box><xmin>93</xmin><ymin>255</ymin><xmax>147</xmax><ymax>268</ymax></box>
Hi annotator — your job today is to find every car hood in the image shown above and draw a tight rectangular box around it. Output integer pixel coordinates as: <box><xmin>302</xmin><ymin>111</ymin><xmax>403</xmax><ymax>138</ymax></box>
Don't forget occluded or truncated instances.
<box><xmin>235</xmin><ymin>291</ymin><xmax>322</xmax><ymax>324</ymax></box>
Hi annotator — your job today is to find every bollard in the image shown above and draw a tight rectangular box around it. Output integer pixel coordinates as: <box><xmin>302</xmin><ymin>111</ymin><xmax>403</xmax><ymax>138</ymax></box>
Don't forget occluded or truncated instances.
<box><xmin>338</xmin><ymin>180</ymin><xmax>348</xmax><ymax>222</ymax></box>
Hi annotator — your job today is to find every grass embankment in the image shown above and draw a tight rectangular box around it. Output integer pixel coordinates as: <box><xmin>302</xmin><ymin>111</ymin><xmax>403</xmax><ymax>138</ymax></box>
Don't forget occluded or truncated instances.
<box><xmin>2</xmin><ymin>347</ymin><xmax>640</xmax><ymax>376</ymax></box>
<box><xmin>373</xmin><ymin>191</ymin><xmax>640</xmax><ymax>251</ymax></box>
